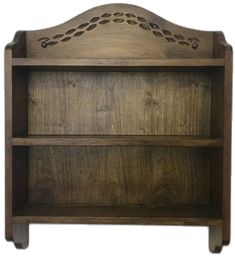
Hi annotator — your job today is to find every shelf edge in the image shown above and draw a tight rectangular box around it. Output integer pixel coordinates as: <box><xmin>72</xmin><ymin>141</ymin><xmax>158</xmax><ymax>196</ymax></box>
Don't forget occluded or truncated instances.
<box><xmin>11</xmin><ymin>136</ymin><xmax>223</xmax><ymax>147</ymax></box>
<box><xmin>13</xmin><ymin>216</ymin><xmax>222</xmax><ymax>226</ymax></box>
<box><xmin>12</xmin><ymin>58</ymin><xmax>225</xmax><ymax>67</ymax></box>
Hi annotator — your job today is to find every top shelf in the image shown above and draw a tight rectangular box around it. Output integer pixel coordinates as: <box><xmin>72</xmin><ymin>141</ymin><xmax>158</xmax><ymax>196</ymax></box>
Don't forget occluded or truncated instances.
<box><xmin>12</xmin><ymin>58</ymin><xmax>225</xmax><ymax>67</ymax></box>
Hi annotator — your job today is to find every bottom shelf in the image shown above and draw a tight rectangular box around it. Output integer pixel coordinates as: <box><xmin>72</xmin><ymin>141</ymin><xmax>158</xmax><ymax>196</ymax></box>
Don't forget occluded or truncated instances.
<box><xmin>13</xmin><ymin>205</ymin><xmax>221</xmax><ymax>226</ymax></box>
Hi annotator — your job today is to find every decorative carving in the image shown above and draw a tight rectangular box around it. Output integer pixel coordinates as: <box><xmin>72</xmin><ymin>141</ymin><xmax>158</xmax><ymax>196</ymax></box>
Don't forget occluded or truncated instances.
<box><xmin>187</xmin><ymin>37</ymin><xmax>199</xmax><ymax>49</ymax></box>
<box><xmin>47</xmin><ymin>41</ymin><xmax>57</xmax><ymax>46</ymax></box>
<box><xmin>126</xmin><ymin>13</ymin><xmax>136</xmax><ymax>18</ymax></box>
<box><xmin>114</xmin><ymin>12</ymin><xmax>124</xmax><ymax>16</ymax></box>
<box><xmin>162</xmin><ymin>29</ymin><xmax>171</xmax><ymax>36</ymax></box>
<box><xmin>52</xmin><ymin>34</ymin><xmax>64</xmax><ymax>39</ymax></box>
<box><xmin>74</xmin><ymin>31</ymin><xmax>84</xmax><ymax>37</ymax></box>
<box><xmin>86</xmin><ymin>24</ymin><xmax>97</xmax><ymax>31</ymax></box>
<box><xmin>139</xmin><ymin>23</ymin><xmax>150</xmax><ymax>30</ymax></box>
<box><xmin>101</xmin><ymin>13</ymin><xmax>111</xmax><ymax>18</ymax></box>
<box><xmin>77</xmin><ymin>23</ymin><xmax>89</xmax><ymax>29</ymax></box>
<box><xmin>192</xmin><ymin>43</ymin><xmax>198</xmax><ymax>49</ymax></box>
<box><xmin>188</xmin><ymin>37</ymin><xmax>199</xmax><ymax>42</ymax></box>
<box><xmin>113</xmin><ymin>18</ymin><xmax>124</xmax><ymax>23</ymax></box>
<box><xmin>38</xmin><ymin>12</ymin><xmax>200</xmax><ymax>49</ymax></box>
<box><xmin>150</xmin><ymin>23</ymin><xmax>160</xmax><ymax>29</ymax></box>
<box><xmin>153</xmin><ymin>31</ymin><xmax>163</xmax><ymax>37</ymax></box>
<box><xmin>127</xmin><ymin>20</ymin><xmax>137</xmax><ymax>25</ymax></box>
<box><xmin>166</xmin><ymin>37</ymin><xmax>176</xmax><ymax>43</ymax></box>
<box><xmin>137</xmin><ymin>16</ymin><xmax>147</xmax><ymax>22</ymax></box>
<box><xmin>61</xmin><ymin>37</ymin><xmax>71</xmax><ymax>42</ymax></box>
<box><xmin>65</xmin><ymin>28</ymin><xmax>76</xmax><ymax>35</ymax></box>
<box><xmin>90</xmin><ymin>17</ymin><xmax>100</xmax><ymax>23</ymax></box>
<box><xmin>99</xmin><ymin>19</ymin><xmax>110</xmax><ymax>24</ymax></box>
<box><xmin>174</xmin><ymin>34</ymin><xmax>184</xmax><ymax>40</ymax></box>
<box><xmin>179</xmin><ymin>41</ymin><xmax>190</xmax><ymax>46</ymax></box>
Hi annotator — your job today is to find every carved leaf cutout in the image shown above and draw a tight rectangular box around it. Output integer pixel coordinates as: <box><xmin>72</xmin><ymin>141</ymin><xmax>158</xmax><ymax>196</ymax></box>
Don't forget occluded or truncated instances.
<box><xmin>187</xmin><ymin>37</ymin><xmax>199</xmax><ymax>42</ymax></box>
<box><xmin>53</xmin><ymin>34</ymin><xmax>64</xmax><ymax>39</ymax></box>
<box><xmin>162</xmin><ymin>29</ymin><xmax>171</xmax><ymax>36</ymax></box>
<box><xmin>86</xmin><ymin>24</ymin><xmax>97</xmax><ymax>31</ymax></box>
<box><xmin>99</xmin><ymin>19</ymin><xmax>110</xmax><ymax>24</ymax></box>
<box><xmin>77</xmin><ymin>23</ymin><xmax>89</xmax><ymax>29</ymax></box>
<box><xmin>90</xmin><ymin>17</ymin><xmax>100</xmax><ymax>23</ymax></box>
<box><xmin>137</xmin><ymin>16</ymin><xmax>147</xmax><ymax>22</ymax></box>
<box><xmin>113</xmin><ymin>18</ymin><xmax>124</xmax><ymax>23</ymax></box>
<box><xmin>114</xmin><ymin>12</ymin><xmax>124</xmax><ymax>16</ymax></box>
<box><xmin>179</xmin><ymin>41</ymin><xmax>190</xmax><ymax>46</ymax></box>
<box><xmin>101</xmin><ymin>13</ymin><xmax>111</xmax><ymax>18</ymax></box>
<box><xmin>61</xmin><ymin>37</ymin><xmax>71</xmax><ymax>42</ymax></box>
<box><xmin>140</xmin><ymin>23</ymin><xmax>150</xmax><ymax>30</ymax></box>
<box><xmin>166</xmin><ymin>37</ymin><xmax>176</xmax><ymax>43</ymax></box>
<box><xmin>153</xmin><ymin>31</ymin><xmax>163</xmax><ymax>37</ymax></box>
<box><xmin>126</xmin><ymin>13</ymin><xmax>136</xmax><ymax>18</ymax></box>
<box><xmin>47</xmin><ymin>41</ymin><xmax>58</xmax><ymax>46</ymax></box>
<box><xmin>74</xmin><ymin>31</ymin><xmax>84</xmax><ymax>37</ymax></box>
<box><xmin>65</xmin><ymin>28</ymin><xmax>76</xmax><ymax>35</ymax></box>
<box><xmin>174</xmin><ymin>34</ymin><xmax>184</xmax><ymax>40</ymax></box>
<box><xmin>127</xmin><ymin>20</ymin><xmax>137</xmax><ymax>25</ymax></box>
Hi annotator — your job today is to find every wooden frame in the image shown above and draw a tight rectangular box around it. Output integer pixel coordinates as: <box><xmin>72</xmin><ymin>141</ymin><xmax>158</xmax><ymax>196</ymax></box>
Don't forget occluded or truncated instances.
<box><xmin>5</xmin><ymin>4</ymin><xmax>232</xmax><ymax>252</ymax></box>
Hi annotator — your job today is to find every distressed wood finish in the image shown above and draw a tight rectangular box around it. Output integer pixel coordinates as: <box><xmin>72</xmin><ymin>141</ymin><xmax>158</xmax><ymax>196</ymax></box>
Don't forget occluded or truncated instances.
<box><xmin>5</xmin><ymin>4</ymin><xmax>232</xmax><ymax>252</ymax></box>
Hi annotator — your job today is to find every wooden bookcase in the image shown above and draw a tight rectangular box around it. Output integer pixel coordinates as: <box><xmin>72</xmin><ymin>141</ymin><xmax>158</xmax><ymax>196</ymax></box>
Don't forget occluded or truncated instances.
<box><xmin>5</xmin><ymin>4</ymin><xmax>232</xmax><ymax>252</ymax></box>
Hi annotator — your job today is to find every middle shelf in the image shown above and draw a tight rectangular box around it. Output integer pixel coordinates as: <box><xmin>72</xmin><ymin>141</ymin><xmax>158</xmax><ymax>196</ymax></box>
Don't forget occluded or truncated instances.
<box><xmin>12</xmin><ymin>135</ymin><xmax>223</xmax><ymax>147</ymax></box>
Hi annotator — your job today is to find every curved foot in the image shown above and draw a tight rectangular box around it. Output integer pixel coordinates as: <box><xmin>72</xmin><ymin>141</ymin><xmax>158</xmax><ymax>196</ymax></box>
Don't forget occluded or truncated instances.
<box><xmin>210</xmin><ymin>244</ymin><xmax>222</xmax><ymax>254</ymax></box>
<box><xmin>209</xmin><ymin>226</ymin><xmax>223</xmax><ymax>253</ymax></box>
<box><xmin>14</xmin><ymin>241</ymin><xmax>29</xmax><ymax>249</ymax></box>
<box><xmin>13</xmin><ymin>223</ymin><xmax>29</xmax><ymax>249</ymax></box>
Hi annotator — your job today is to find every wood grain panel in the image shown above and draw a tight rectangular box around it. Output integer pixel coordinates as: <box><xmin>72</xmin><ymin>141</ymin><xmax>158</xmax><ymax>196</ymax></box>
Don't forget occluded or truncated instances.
<box><xmin>28</xmin><ymin>146</ymin><xmax>210</xmax><ymax>206</ymax></box>
<box><xmin>28</xmin><ymin>71</ymin><xmax>211</xmax><ymax>135</ymax></box>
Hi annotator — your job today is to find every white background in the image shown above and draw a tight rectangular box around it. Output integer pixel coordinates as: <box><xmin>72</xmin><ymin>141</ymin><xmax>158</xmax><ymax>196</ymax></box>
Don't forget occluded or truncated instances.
<box><xmin>0</xmin><ymin>0</ymin><xmax>234</xmax><ymax>256</ymax></box>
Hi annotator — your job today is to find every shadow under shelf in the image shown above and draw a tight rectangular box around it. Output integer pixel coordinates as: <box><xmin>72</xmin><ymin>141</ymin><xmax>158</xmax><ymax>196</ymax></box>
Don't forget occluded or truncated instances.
<box><xmin>13</xmin><ymin>204</ymin><xmax>222</xmax><ymax>226</ymax></box>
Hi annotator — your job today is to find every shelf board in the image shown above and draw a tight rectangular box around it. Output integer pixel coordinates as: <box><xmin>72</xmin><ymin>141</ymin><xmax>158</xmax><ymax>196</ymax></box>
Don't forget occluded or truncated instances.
<box><xmin>12</xmin><ymin>136</ymin><xmax>223</xmax><ymax>147</ymax></box>
<box><xmin>13</xmin><ymin>204</ymin><xmax>221</xmax><ymax>226</ymax></box>
<box><xmin>12</xmin><ymin>58</ymin><xmax>225</xmax><ymax>67</ymax></box>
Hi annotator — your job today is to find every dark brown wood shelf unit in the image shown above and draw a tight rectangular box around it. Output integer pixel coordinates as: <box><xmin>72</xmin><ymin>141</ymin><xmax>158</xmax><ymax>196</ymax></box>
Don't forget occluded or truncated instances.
<box><xmin>5</xmin><ymin>4</ymin><xmax>232</xmax><ymax>253</ymax></box>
